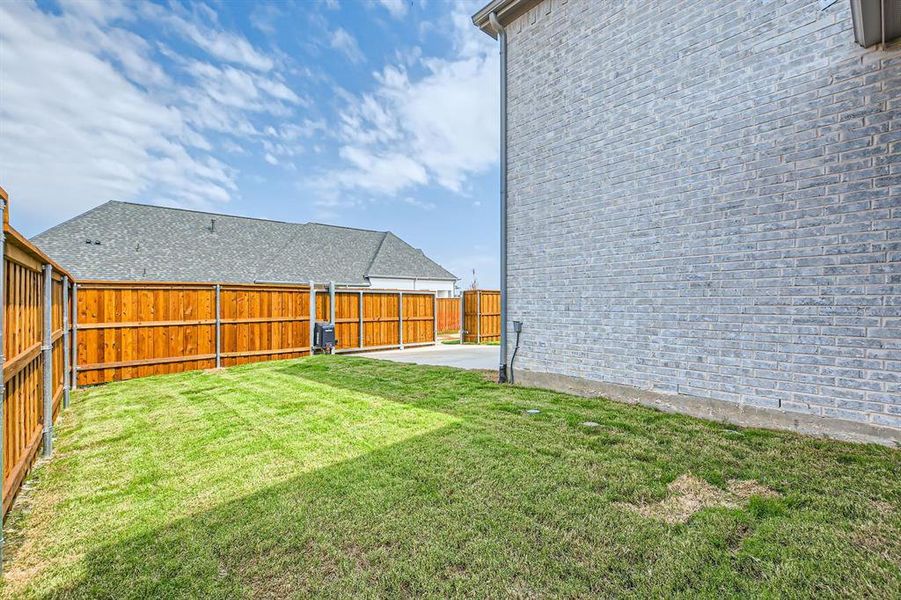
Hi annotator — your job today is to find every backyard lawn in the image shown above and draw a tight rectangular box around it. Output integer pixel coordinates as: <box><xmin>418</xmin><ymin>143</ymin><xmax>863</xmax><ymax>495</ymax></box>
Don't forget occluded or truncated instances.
<box><xmin>1</xmin><ymin>356</ymin><xmax>899</xmax><ymax>598</ymax></box>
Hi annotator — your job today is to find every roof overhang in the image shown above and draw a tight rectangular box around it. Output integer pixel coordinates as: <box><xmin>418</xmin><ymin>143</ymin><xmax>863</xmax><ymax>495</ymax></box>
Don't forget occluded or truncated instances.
<box><xmin>850</xmin><ymin>0</ymin><xmax>901</xmax><ymax>47</ymax></box>
<box><xmin>472</xmin><ymin>0</ymin><xmax>540</xmax><ymax>38</ymax></box>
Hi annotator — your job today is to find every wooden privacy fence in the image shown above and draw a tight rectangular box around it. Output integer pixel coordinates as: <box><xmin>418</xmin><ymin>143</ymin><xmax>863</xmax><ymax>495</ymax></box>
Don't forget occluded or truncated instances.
<box><xmin>2</xmin><ymin>188</ymin><xmax>74</xmax><ymax>519</ymax></box>
<box><xmin>461</xmin><ymin>290</ymin><xmax>500</xmax><ymax>343</ymax></box>
<box><xmin>74</xmin><ymin>282</ymin><xmax>438</xmax><ymax>386</ymax></box>
<box><xmin>0</xmin><ymin>187</ymin><xmax>442</xmax><ymax>521</ymax></box>
<box><xmin>436</xmin><ymin>297</ymin><xmax>461</xmax><ymax>333</ymax></box>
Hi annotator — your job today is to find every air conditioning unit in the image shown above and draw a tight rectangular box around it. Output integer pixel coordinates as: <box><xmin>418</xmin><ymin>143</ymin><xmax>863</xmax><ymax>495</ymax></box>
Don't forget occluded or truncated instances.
<box><xmin>851</xmin><ymin>0</ymin><xmax>901</xmax><ymax>47</ymax></box>
<box><xmin>314</xmin><ymin>321</ymin><xmax>336</xmax><ymax>351</ymax></box>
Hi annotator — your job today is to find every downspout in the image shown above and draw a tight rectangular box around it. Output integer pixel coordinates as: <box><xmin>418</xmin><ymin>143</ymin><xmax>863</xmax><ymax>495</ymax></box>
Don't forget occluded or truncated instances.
<box><xmin>489</xmin><ymin>11</ymin><xmax>509</xmax><ymax>384</ymax></box>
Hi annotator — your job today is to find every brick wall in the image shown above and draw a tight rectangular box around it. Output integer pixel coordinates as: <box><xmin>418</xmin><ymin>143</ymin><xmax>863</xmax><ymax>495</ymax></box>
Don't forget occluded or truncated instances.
<box><xmin>505</xmin><ymin>0</ymin><xmax>901</xmax><ymax>431</ymax></box>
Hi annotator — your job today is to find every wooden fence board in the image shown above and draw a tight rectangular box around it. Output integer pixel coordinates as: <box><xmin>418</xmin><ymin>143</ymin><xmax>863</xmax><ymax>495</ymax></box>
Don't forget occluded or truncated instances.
<box><xmin>437</xmin><ymin>297</ymin><xmax>460</xmax><ymax>333</ymax></box>
<box><xmin>3</xmin><ymin>214</ymin><xmax>74</xmax><ymax>517</ymax></box>
<box><xmin>74</xmin><ymin>285</ymin><xmax>436</xmax><ymax>384</ymax></box>
<box><xmin>462</xmin><ymin>290</ymin><xmax>500</xmax><ymax>343</ymax></box>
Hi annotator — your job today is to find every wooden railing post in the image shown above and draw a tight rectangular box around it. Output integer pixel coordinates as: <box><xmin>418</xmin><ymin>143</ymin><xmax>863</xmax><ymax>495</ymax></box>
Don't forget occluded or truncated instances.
<box><xmin>62</xmin><ymin>276</ymin><xmax>70</xmax><ymax>409</ymax></box>
<box><xmin>42</xmin><ymin>263</ymin><xmax>53</xmax><ymax>458</ymax></box>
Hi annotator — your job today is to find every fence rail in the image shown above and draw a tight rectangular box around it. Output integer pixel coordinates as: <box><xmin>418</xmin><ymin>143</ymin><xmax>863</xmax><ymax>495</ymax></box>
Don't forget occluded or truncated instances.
<box><xmin>74</xmin><ymin>282</ymin><xmax>437</xmax><ymax>386</ymax></box>
<box><xmin>462</xmin><ymin>290</ymin><xmax>500</xmax><ymax>343</ymax></box>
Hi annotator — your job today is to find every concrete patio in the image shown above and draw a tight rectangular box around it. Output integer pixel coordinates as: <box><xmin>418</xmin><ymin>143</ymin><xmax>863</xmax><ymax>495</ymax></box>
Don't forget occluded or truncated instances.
<box><xmin>357</xmin><ymin>343</ymin><xmax>497</xmax><ymax>370</ymax></box>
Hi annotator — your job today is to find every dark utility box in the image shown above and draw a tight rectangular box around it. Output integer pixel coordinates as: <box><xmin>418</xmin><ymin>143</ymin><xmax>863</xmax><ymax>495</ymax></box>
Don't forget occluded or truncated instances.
<box><xmin>314</xmin><ymin>321</ymin><xmax>336</xmax><ymax>349</ymax></box>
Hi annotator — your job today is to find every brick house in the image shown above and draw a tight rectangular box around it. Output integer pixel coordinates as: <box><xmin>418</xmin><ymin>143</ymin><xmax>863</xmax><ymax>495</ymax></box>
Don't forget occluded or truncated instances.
<box><xmin>473</xmin><ymin>0</ymin><xmax>901</xmax><ymax>443</ymax></box>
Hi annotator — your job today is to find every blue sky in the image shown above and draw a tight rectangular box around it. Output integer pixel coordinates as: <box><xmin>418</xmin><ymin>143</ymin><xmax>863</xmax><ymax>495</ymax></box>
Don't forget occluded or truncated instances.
<box><xmin>0</xmin><ymin>0</ymin><xmax>500</xmax><ymax>288</ymax></box>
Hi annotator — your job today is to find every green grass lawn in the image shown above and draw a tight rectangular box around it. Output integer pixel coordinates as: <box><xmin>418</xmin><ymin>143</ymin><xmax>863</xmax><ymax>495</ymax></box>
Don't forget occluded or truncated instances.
<box><xmin>2</xmin><ymin>356</ymin><xmax>899</xmax><ymax>598</ymax></box>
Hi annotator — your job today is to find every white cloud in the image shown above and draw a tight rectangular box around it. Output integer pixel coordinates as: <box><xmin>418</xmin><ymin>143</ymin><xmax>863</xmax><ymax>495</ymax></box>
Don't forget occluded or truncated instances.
<box><xmin>311</xmin><ymin>3</ymin><xmax>498</xmax><ymax>201</ymax></box>
<box><xmin>249</xmin><ymin>3</ymin><xmax>282</xmax><ymax>35</ymax></box>
<box><xmin>376</xmin><ymin>0</ymin><xmax>409</xmax><ymax>19</ymax></box>
<box><xmin>142</xmin><ymin>3</ymin><xmax>275</xmax><ymax>72</ymax></box>
<box><xmin>401</xmin><ymin>196</ymin><xmax>436</xmax><ymax>211</ymax></box>
<box><xmin>330</xmin><ymin>27</ymin><xmax>365</xmax><ymax>64</ymax></box>
<box><xmin>0</xmin><ymin>1</ymin><xmax>302</xmax><ymax>235</ymax></box>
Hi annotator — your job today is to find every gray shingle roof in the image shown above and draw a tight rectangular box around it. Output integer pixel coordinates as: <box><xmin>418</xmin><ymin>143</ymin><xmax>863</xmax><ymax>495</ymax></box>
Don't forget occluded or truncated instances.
<box><xmin>31</xmin><ymin>201</ymin><xmax>457</xmax><ymax>285</ymax></box>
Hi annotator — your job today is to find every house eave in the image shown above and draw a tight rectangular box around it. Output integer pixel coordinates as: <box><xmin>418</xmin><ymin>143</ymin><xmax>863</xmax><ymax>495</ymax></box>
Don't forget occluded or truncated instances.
<box><xmin>471</xmin><ymin>0</ymin><xmax>540</xmax><ymax>38</ymax></box>
<box><xmin>367</xmin><ymin>274</ymin><xmax>458</xmax><ymax>282</ymax></box>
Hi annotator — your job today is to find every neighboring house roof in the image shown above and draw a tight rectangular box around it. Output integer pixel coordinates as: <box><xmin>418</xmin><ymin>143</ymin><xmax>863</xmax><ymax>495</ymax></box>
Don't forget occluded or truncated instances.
<box><xmin>31</xmin><ymin>201</ymin><xmax>457</xmax><ymax>285</ymax></box>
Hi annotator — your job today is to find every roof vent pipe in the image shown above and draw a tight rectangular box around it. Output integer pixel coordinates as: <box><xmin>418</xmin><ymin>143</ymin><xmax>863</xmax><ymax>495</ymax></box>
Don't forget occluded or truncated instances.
<box><xmin>489</xmin><ymin>11</ymin><xmax>509</xmax><ymax>384</ymax></box>
<box><xmin>210</xmin><ymin>218</ymin><xmax>216</xmax><ymax>233</ymax></box>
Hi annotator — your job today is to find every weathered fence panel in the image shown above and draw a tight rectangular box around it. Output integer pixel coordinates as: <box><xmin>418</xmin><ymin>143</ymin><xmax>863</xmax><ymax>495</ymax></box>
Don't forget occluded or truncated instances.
<box><xmin>2</xmin><ymin>189</ymin><xmax>73</xmax><ymax>517</ymax></box>
<box><xmin>436</xmin><ymin>297</ymin><xmax>460</xmax><ymax>333</ymax></box>
<box><xmin>462</xmin><ymin>290</ymin><xmax>500</xmax><ymax>343</ymax></box>
<box><xmin>74</xmin><ymin>283</ymin><xmax>436</xmax><ymax>386</ymax></box>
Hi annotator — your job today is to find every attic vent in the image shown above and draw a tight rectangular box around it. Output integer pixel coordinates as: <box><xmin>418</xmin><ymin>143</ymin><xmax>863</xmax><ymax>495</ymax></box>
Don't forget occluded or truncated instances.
<box><xmin>85</xmin><ymin>239</ymin><xmax>101</xmax><ymax>245</ymax></box>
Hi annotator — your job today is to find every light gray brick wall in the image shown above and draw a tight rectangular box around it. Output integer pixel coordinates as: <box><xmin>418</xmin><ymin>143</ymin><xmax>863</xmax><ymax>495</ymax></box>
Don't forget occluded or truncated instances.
<box><xmin>505</xmin><ymin>0</ymin><xmax>901</xmax><ymax>430</ymax></box>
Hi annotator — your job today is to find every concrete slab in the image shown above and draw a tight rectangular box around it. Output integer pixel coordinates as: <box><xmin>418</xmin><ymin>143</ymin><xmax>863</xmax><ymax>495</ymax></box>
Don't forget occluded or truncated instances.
<box><xmin>357</xmin><ymin>344</ymin><xmax>497</xmax><ymax>371</ymax></box>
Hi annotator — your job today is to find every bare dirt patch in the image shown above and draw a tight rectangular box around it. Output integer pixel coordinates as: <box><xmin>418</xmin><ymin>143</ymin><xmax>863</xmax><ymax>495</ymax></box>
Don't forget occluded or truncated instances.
<box><xmin>618</xmin><ymin>474</ymin><xmax>781</xmax><ymax>524</ymax></box>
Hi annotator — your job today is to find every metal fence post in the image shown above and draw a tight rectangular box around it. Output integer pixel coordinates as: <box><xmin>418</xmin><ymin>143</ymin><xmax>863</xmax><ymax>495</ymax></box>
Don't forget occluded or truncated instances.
<box><xmin>460</xmin><ymin>291</ymin><xmax>464</xmax><ymax>344</ymax></box>
<box><xmin>358</xmin><ymin>290</ymin><xmax>364</xmax><ymax>349</ymax></box>
<box><xmin>0</xmin><ymin>195</ymin><xmax>6</xmax><ymax>569</ymax></box>
<box><xmin>476</xmin><ymin>290</ymin><xmax>482</xmax><ymax>344</ymax></box>
<box><xmin>42</xmin><ymin>263</ymin><xmax>53</xmax><ymax>458</ymax></box>
<box><xmin>328</xmin><ymin>281</ymin><xmax>336</xmax><ymax>325</ymax></box>
<box><xmin>71</xmin><ymin>283</ymin><xmax>78</xmax><ymax>391</ymax></box>
<box><xmin>215</xmin><ymin>284</ymin><xmax>221</xmax><ymax>369</ymax></box>
<box><xmin>398</xmin><ymin>291</ymin><xmax>404</xmax><ymax>350</ymax></box>
<box><xmin>308</xmin><ymin>281</ymin><xmax>315</xmax><ymax>353</ymax></box>
<box><xmin>328</xmin><ymin>282</ymin><xmax>336</xmax><ymax>355</ymax></box>
<box><xmin>433</xmin><ymin>293</ymin><xmax>438</xmax><ymax>344</ymax></box>
<box><xmin>62</xmin><ymin>276</ymin><xmax>70</xmax><ymax>409</ymax></box>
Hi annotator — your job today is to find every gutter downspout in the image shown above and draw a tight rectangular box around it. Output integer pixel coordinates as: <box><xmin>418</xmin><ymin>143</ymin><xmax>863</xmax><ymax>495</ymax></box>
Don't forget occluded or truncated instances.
<box><xmin>490</xmin><ymin>11</ymin><xmax>509</xmax><ymax>384</ymax></box>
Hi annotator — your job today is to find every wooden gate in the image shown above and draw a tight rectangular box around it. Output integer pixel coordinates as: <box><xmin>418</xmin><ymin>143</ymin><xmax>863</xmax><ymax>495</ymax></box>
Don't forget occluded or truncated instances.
<box><xmin>461</xmin><ymin>290</ymin><xmax>500</xmax><ymax>343</ymax></box>
<box><xmin>436</xmin><ymin>297</ymin><xmax>461</xmax><ymax>333</ymax></box>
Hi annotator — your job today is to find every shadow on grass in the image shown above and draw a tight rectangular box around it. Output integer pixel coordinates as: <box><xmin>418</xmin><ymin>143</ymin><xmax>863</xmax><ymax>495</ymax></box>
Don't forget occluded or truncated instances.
<box><xmin>25</xmin><ymin>357</ymin><xmax>901</xmax><ymax>598</ymax></box>
<box><xmin>41</xmin><ymin>425</ymin><xmax>657</xmax><ymax>599</ymax></box>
